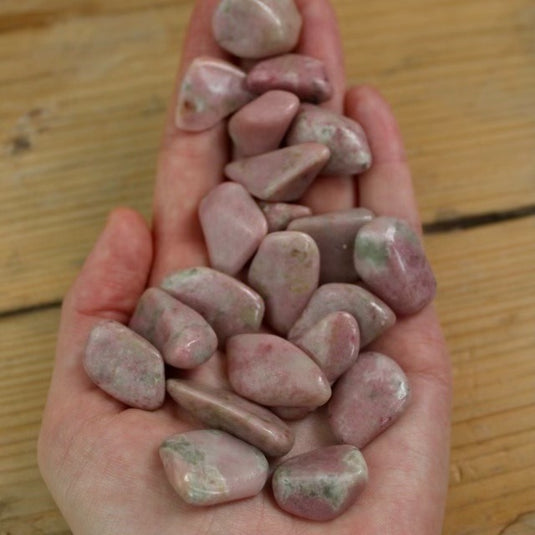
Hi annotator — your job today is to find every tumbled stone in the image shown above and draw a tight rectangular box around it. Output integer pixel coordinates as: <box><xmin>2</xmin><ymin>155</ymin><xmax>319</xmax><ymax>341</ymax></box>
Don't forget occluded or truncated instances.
<box><xmin>225</xmin><ymin>143</ymin><xmax>330</xmax><ymax>202</ymax></box>
<box><xmin>328</xmin><ymin>352</ymin><xmax>410</xmax><ymax>448</ymax></box>
<box><xmin>259</xmin><ymin>202</ymin><xmax>312</xmax><ymax>232</ymax></box>
<box><xmin>288</xmin><ymin>208</ymin><xmax>374</xmax><ymax>283</ymax></box>
<box><xmin>229</xmin><ymin>90</ymin><xmax>300</xmax><ymax>158</ymax></box>
<box><xmin>294</xmin><ymin>312</ymin><xmax>360</xmax><ymax>384</ymax></box>
<box><xmin>175</xmin><ymin>57</ymin><xmax>253</xmax><ymax>132</ymax></box>
<box><xmin>288</xmin><ymin>283</ymin><xmax>396</xmax><ymax>347</ymax></box>
<box><xmin>212</xmin><ymin>0</ymin><xmax>302</xmax><ymax>59</ymax></box>
<box><xmin>129</xmin><ymin>288</ymin><xmax>217</xmax><ymax>369</ymax></box>
<box><xmin>226</xmin><ymin>334</ymin><xmax>331</xmax><ymax>408</ymax></box>
<box><xmin>354</xmin><ymin>217</ymin><xmax>437</xmax><ymax>315</ymax></box>
<box><xmin>199</xmin><ymin>183</ymin><xmax>267</xmax><ymax>276</ymax></box>
<box><xmin>286</xmin><ymin>104</ymin><xmax>372</xmax><ymax>175</ymax></box>
<box><xmin>271</xmin><ymin>406</ymin><xmax>314</xmax><ymax>421</ymax></box>
<box><xmin>167</xmin><ymin>379</ymin><xmax>294</xmax><ymax>457</ymax></box>
<box><xmin>248</xmin><ymin>231</ymin><xmax>320</xmax><ymax>335</ymax></box>
<box><xmin>272</xmin><ymin>445</ymin><xmax>368</xmax><ymax>521</ymax></box>
<box><xmin>160</xmin><ymin>430</ymin><xmax>268</xmax><ymax>506</ymax></box>
<box><xmin>84</xmin><ymin>320</ymin><xmax>165</xmax><ymax>410</ymax></box>
<box><xmin>247</xmin><ymin>54</ymin><xmax>333</xmax><ymax>104</ymax></box>
<box><xmin>160</xmin><ymin>267</ymin><xmax>264</xmax><ymax>343</ymax></box>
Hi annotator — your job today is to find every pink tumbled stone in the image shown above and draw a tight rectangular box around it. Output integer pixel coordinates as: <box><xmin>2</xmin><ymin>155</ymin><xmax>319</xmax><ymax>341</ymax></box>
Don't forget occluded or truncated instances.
<box><xmin>248</xmin><ymin>231</ymin><xmax>320</xmax><ymax>335</ymax></box>
<box><xmin>160</xmin><ymin>430</ymin><xmax>268</xmax><ymax>506</ymax></box>
<box><xmin>272</xmin><ymin>406</ymin><xmax>314</xmax><ymax>421</ymax></box>
<box><xmin>225</xmin><ymin>143</ymin><xmax>330</xmax><ymax>202</ymax></box>
<box><xmin>259</xmin><ymin>202</ymin><xmax>312</xmax><ymax>232</ymax></box>
<box><xmin>272</xmin><ymin>445</ymin><xmax>368</xmax><ymax>521</ymax></box>
<box><xmin>288</xmin><ymin>208</ymin><xmax>374</xmax><ymax>283</ymax></box>
<box><xmin>286</xmin><ymin>104</ymin><xmax>372</xmax><ymax>175</ymax></box>
<box><xmin>199</xmin><ymin>182</ymin><xmax>267</xmax><ymax>276</ymax></box>
<box><xmin>84</xmin><ymin>320</ymin><xmax>165</xmax><ymax>410</ymax></box>
<box><xmin>294</xmin><ymin>312</ymin><xmax>360</xmax><ymax>384</ymax></box>
<box><xmin>229</xmin><ymin>90</ymin><xmax>300</xmax><ymax>158</ymax></box>
<box><xmin>160</xmin><ymin>267</ymin><xmax>264</xmax><ymax>343</ymax></box>
<box><xmin>212</xmin><ymin>0</ymin><xmax>302</xmax><ymax>59</ymax></box>
<box><xmin>129</xmin><ymin>288</ymin><xmax>217</xmax><ymax>369</ymax></box>
<box><xmin>288</xmin><ymin>283</ymin><xmax>396</xmax><ymax>347</ymax></box>
<box><xmin>328</xmin><ymin>352</ymin><xmax>410</xmax><ymax>449</ymax></box>
<box><xmin>247</xmin><ymin>54</ymin><xmax>333</xmax><ymax>104</ymax></box>
<box><xmin>354</xmin><ymin>217</ymin><xmax>437</xmax><ymax>315</ymax></box>
<box><xmin>175</xmin><ymin>57</ymin><xmax>253</xmax><ymax>132</ymax></box>
<box><xmin>226</xmin><ymin>334</ymin><xmax>331</xmax><ymax>408</ymax></box>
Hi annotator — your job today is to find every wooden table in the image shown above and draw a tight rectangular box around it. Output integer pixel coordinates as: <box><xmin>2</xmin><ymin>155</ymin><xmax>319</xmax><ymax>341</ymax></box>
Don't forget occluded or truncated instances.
<box><xmin>1</xmin><ymin>1</ymin><xmax>534</xmax><ymax>533</ymax></box>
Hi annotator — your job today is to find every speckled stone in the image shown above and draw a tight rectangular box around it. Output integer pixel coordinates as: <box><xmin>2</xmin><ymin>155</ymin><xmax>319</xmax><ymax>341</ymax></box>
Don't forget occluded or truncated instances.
<box><xmin>160</xmin><ymin>430</ymin><xmax>269</xmax><ymax>506</ymax></box>
<box><xmin>288</xmin><ymin>283</ymin><xmax>396</xmax><ymax>347</ymax></box>
<box><xmin>199</xmin><ymin>182</ymin><xmax>268</xmax><ymax>276</ymax></box>
<box><xmin>212</xmin><ymin>0</ymin><xmax>302</xmax><ymax>59</ymax></box>
<box><xmin>226</xmin><ymin>334</ymin><xmax>331</xmax><ymax>408</ymax></box>
<box><xmin>328</xmin><ymin>352</ymin><xmax>410</xmax><ymax>448</ymax></box>
<box><xmin>84</xmin><ymin>320</ymin><xmax>165</xmax><ymax>410</ymax></box>
<box><xmin>229</xmin><ymin>90</ymin><xmax>300</xmax><ymax>158</ymax></box>
<box><xmin>160</xmin><ymin>267</ymin><xmax>264</xmax><ymax>344</ymax></box>
<box><xmin>288</xmin><ymin>208</ymin><xmax>374</xmax><ymax>283</ymax></box>
<box><xmin>129</xmin><ymin>288</ymin><xmax>217</xmax><ymax>369</ymax></box>
<box><xmin>166</xmin><ymin>379</ymin><xmax>294</xmax><ymax>457</ymax></box>
<box><xmin>272</xmin><ymin>445</ymin><xmax>368</xmax><ymax>521</ymax></box>
<box><xmin>248</xmin><ymin>231</ymin><xmax>320</xmax><ymax>335</ymax></box>
<box><xmin>259</xmin><ymin>202</ymin><xmax>312</xmax><ymax>232</ymax></box>
<box><xmin>286</xmin><ymin>104</ymin><xmax>372</xmax><ymax>175</ymax></box>
<box><xmin>247</xmin><ymin>54</ymin><xmax>333</xmax><ymax>104</ymax></box>
<box><xmin>294</xmin><ymin>312</ymin><xmax>360</xmax><ymax>384</ymax></box>
<box><xmin>271</xmin><ymin>406</ymin><xmax>314</xmax><ymax>421</ymax></box>
<box><xmin>354</xmin><ymin>217</ymin><xmax>437</xmax><ymax>315</ymax></box>
<box><xmin>225</xmin><ymin>143</ymin><xmax>330</xmax><ymax>202</ymax></box>
<box><xmin>175</xmin><ymin>57</ymin><xmax>253</xmax><ymax>132</ymax></box>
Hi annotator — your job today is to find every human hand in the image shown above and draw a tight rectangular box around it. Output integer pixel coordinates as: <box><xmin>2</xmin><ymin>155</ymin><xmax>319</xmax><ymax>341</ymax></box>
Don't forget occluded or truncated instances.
<box><xmin>38</xmin><ymin>1</ymin><xmax>452</xmax><ymax>533</ymax></box>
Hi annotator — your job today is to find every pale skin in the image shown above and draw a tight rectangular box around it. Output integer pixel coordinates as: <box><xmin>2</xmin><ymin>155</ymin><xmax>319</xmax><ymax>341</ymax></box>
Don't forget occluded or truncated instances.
<box><xmin>38</xmin><ymin>1</ymin><xmax>452</xmax><ymax>533</ymax></box>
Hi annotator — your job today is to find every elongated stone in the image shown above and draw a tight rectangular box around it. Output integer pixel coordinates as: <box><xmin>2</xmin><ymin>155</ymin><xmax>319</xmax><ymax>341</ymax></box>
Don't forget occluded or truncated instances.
<box><xmin>129</xmin><ymin>288</ymin><xmax>217</xmax><ymax>369</ymax></box>
<box><xmin>247</xmin><ymin>54</ymin><xmax>333</xmax><ymax>104</ymax></box>
<box><xmin>160</xmin><ymin>430</ymin><xmax>268</xmax><ymax>506</ymax></box>
<box><xmin>286</xmin><ymin>104</ymin><xmax>372</xmax><ymax>175</ymax></box>
<box><xmin>272</xmin><ymin>445</ymin><xmax>368</xmax><ymax>521</ymax></box>
<box><xmin>259</xmin><ymin>202</ymin><xmax>312</xmax><ymax>232</ymax></box>
<box><xmin>175</xmin><ymin>57</ymin><xmax>253</xmax><ymax>132</ymax></box>
<box><xmin>328</xmin><ymin>352</ymin><xmax>410</xmax><ymax>448</ymax></box>
<box><xmin>212</xmin><ymin>0</ymin><xmax>302</xmax><ymax>59</ymax></box>
<box><xmin>167</xmin><ymin>379</ymin><xmax>294</xmax><ymax>457</ymax></box>
<box><xmin>249</xmin><ymin>231</ymin><xmax>320</xmax><ymax>335</ymax></box>
<box><xmin>272</xmin><ymin>406</ymin><xmax>314</xmax><ymax>421</ymax></box>
<box><xmin>160</xmin><ymin>267</ymin><xmax>264</xmax><ymax>343</ymax></box>
<box><xmin>84</xmin><ymin>320</ymin><xmax>165</xmax><ymax>410</ymax></box>
<box><xmin>227</xmin><ymin>334</ymin><xmax>331</xmax><ymax>408</ymax></box>
<box><xmin>225</xmin><ymin>143</ymin><xmax>330</xmax><ymax>202</ymax></box>
<box><xmin>288</xmin><ymin>283</ymin><xmax>395</xmax><ymax>347</ymax></box>
<box><xmin>288</xmin><ymin>208</ymin><xmax>374</xmax><ymax>283</ymax></box>
<box><xmin>354</xmin><ymin>217</ymin><xmax>437</xmax><ymax>315</ymax></box>
<box><xmin>199</xmin><ymin>183</ymin><xmax>267</xmax><ymax>276</ymax></box>
<box><xmin>229</xmin><ymin>90</ymin><xmax>300</xmax><ymax>158</ymax></box>
<box><xmin>294</xmin><ymin>312</ymin><xmax>360</xmax><ymax>384</ymax></box>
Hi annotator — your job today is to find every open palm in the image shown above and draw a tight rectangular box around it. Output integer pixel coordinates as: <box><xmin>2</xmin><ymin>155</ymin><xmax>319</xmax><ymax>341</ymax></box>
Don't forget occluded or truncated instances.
<box><xmin>38</xmin><ymin>1</ymin><xmax>451</xmax><ymax>533</ymax></box>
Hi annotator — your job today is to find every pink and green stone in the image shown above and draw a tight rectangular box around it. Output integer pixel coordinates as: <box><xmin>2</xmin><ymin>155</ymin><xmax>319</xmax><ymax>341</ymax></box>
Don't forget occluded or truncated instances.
<box><xmin>258</xmin><ymin>202</ymin><xmax>312</xmax><ymax>232</ymax></box>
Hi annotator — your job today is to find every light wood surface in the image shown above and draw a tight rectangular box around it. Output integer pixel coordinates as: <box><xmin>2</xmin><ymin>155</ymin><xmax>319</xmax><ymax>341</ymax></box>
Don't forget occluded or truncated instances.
<box><xmin>1</xmin><ymin>1</ymin><xmax>534</xmax><ymax>533</ymax></box>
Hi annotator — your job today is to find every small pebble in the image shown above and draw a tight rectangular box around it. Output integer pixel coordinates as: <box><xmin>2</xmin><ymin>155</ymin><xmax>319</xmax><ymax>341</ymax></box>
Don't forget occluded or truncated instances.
<box><xmin>212</xmin><ymin>0</ymin><xmax>302</xmax><ymax>59</ymax></box>
<box><xmin>354</xmin><ymin>216</ymin><xmax>437</xmax><ymax>315</ymax></box>
<box><xmin>199</xmin><ymin>182</ymin><xmax>267</xmax><ymax>276</ymax></box>
<box><xmin>272</xmin><ymin>445</ymin><xmax>368</xmax><ymax>521</ymax></box>
<box><xmin>129</xmin><ymin>288</ymin><xmax>217</xmax><ymax>369</ymax></box>
<box><xmin>160</xmin><ymin>430</ymin><xmax>269</xmax><ymax>506</ymax></box>
<box><xmin>166</xmin><ymin>379</ymin><xmax>295</xmax><ymax>457</ymax></box>
<box><xmin>248</xmin><ymin>231</ymin><xmax>320</xmax><ymax>335</ymax></box>
<box><xmin>328</xmin><ymin>352</ymin><xmax>410</xmax><ymax>448</ymax></box>
<box><xmin>271</xmin><ymin>406</ymin><xmax>314</xmax><ymax>421</ymax></box>
<box><xmin>225</xmin><ymin>143</ymin><xmax>330</xmax><ymax>202</ymax></box>
<box><xmin>84</xmin><ymin>320</ymin><xmax>165</xmax><ymax>410</ymax></box>
<box><xmin>259</xmin><ymin>202</ymin><xmax>312</xmax><ymax>232</ymax></box>
<box><xmin>247</xmin><ymin>54</ymin><xmax>333</xmax><ymax>103</ymax></box>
